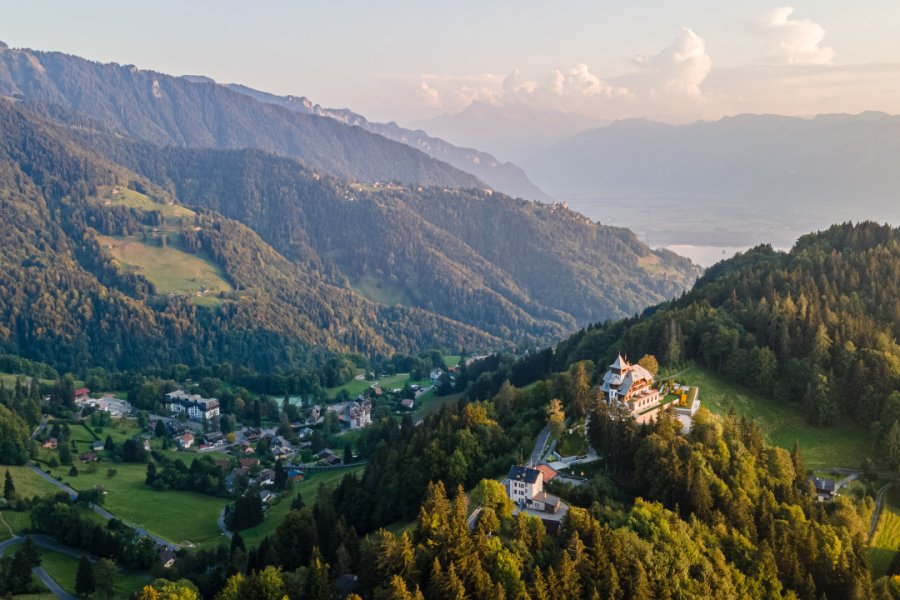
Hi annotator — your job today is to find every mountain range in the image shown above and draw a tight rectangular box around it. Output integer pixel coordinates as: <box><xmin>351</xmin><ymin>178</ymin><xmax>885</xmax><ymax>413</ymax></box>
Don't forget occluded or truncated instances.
<box><xmin>223</xmin><ymin>83</ymin><xmax>550</xmax><ymax>202</ymax></box>
<box><xmin>525</xmin><ymin>113</ymin><xmax>900</xmax><ymax>247</ymax></box>
<box><xmin>0</xmin><ymin>43</ymin><xmax>699</xmax><ymax>373</ymax></box>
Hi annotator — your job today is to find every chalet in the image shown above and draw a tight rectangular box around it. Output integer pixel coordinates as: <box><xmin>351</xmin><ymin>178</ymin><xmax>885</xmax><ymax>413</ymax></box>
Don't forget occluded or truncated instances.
<box><xmin>429</xmin><ymin>368</ymin><xmax>444</xmax><ymax>381</ymax></box>
<box><xmin>287</xmin><ymin>469</ymin><xmax>305</xmax><ymax>482</ymax></box>
<box><xmin>257</xmin><ymin>469</ymin><xmax>276</xmax><ymax>487</ymax></box>
<box><xmin>158</xmin><ymin>546</ymin><xmax>176</xmax><ymax>569</ymax></box>
<box><xmin>177</xmin><ymin>433</ymin><xmax>195</xmax><ymax>449</ymax></box>
<box><xmin>92</xmin><ymin>440</ymin><xmax>104</xmax><ymax>452</ymax></box>
<box><xmin>505</xmin><ymin>465</ymin><xmax>563</xmax><ymax>514</ymax></box>
<box><xmin>260</xmin><ymin>490</ymin><xmax>275</xmax><ymax>504</ymax></box>
<box><xmin>401</xmin><ymin>398</ymin><xmax>414</xmax><ymax>410</ymax></box>
<box><xmin>164</xmin><ymin>390</ymin><xmax>220</xmax><ymax>422</ymax></box>
<box><xmin>197</xmin><ymin>443</ymin><xmax>213</xmax><ymax>451</ymax></box>
<box><xmin>74</xmin><ymin>387</ymin><xmax>91</xmax><ymax>401</ymax></box>
<box><xmin>42</xmin><ymin>437</ymin><xmax>58</xmax><ymax>450</ymax></box>
<box><xmin>810</xmin><ymin>477</ymin><xmax>838</xmax><ymax>501</ymax></box>
<box><xmin>80</xmin><ymin>452</ymin><xmax>98</xmax><ymax>463</ymax></box>
<box><xmin>240</xmin><ymin>457</ymin><xmax>260</xmax><ymax>469</ymax></box>
<box><xmin>600</xmin><ymin>355</ymin><xmax>663</xmax><ymax>424</ymax></box>
<box><xmin>244</xmin><ymin>428</ymin><xmax>262</xmax><ymax>442</ymax></box>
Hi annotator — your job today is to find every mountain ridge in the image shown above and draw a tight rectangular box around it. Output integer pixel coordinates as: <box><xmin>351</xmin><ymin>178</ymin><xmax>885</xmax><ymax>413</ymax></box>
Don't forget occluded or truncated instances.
<box><xmin>224</xmin><ymin>82</ymin><xmax>551</xmax><ymax>202</ymax></box>
<box><xmin>0</xmin><ymin>44</ymin><xmax>483</xmax><ymax>189</ymax></box>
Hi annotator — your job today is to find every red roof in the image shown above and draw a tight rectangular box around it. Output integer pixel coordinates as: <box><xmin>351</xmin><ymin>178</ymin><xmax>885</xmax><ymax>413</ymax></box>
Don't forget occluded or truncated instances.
<box><xmin>74</xmin><ymin>388</ymin><xmax>90</xmax><ymax>397</ymax></box>
<box><xmin>535</xmin><ymin>464</ymin><xmax>558</xmax><ymax>482</ymax></box>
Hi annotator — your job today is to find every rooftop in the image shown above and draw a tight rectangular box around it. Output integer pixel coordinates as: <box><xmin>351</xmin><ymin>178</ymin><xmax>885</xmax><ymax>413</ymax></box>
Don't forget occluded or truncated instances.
<box><xmin>507</xmin><ymin>465</ymin><xmax>541</xmax><ymax>484</ymax></box>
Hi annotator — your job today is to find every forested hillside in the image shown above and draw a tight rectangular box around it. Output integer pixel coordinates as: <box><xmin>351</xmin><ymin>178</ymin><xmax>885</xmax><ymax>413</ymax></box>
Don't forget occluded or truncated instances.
<box><xmin>0</xmin><ymin>44</ymin><xmax>481</xmax><ymax>188</ymax></box>
<box><xmin>70</xmin><ymin>128</ymin><xmax>697</xmax><ymax>341</ymax></box>
<box><xmin>0</xmin><ymin>99</ymin><xmax>496</xmax><ymax>372</ymax></box>
<box><xmin>549</xmin><ymin>222</ymin><xmax>900</xmax><ymax>459</ymax></box>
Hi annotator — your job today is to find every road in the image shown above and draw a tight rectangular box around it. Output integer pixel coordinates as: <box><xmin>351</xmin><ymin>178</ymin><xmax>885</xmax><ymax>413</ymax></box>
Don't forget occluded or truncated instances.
<box><xmin>467</xmin><ymin>507</ymin><xmax>482</xmax><ymax>531</ymax></box>
<box><xmin>529</xmin><ymin>425</ymin><xmax>551</xmax><ymax>465</ymax></box>
<box><xmin>870</xmin><ymin>483</ymin><xmax>893</xmax><ymax>541</ymax></box>
<box><xmin>30</xmin><ymin>415</ymin><xmax>49</xmax><ymax>440</ymax></box>
<box><xmin>27</xmin><ymin>464</ymin><xmax>173</xmax><ymax>547</ymax></box>
<box><xmin>0</xmin><ymin>535</ymin><xmax>78</xmax><ymax>600</ymax></box>
<box><xmin>217</xmin><ymin>507</ymin><xmax>233</xmax><ymax>540</ymax></box>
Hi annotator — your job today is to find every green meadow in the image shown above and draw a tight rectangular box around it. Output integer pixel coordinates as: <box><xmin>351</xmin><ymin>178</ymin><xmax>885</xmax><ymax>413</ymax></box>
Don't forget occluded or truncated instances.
<box><xmin>682</xmin><ymin>367</ymin><xmax>870</xmax><ymax>469</ymax></box>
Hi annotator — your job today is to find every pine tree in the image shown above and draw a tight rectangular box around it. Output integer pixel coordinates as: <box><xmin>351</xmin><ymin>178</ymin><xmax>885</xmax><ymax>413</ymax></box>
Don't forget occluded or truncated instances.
<box><xmin>4</xmin><ymin>468</ymin><xmax>15</xmax><ymax>501</ymax></box>
<box><xmin>76</xmin><ymin>554</ymin><xmax>95</xmax><ymax>597</ymax></box>
<box><xmin>571</xmin><ymin>362</ymin><xmax>591</xmax><ymax>419</ymax></box>
<box><xmin>145</xmin><ymin>462</ymin><xmax>157</xmax><ymax>485</ymax></box>
<box><xmin>94</xmin><ymin>558</ymin><xmax>117</xmax><ymax>600</ymax></box>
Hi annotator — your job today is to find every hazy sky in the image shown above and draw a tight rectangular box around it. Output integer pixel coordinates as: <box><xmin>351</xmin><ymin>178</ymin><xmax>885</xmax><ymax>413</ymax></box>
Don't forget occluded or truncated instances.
<box><xmin>2</xmin><ymin>1</ymin><xmax>900</xmax><ymax>123</ymax></box>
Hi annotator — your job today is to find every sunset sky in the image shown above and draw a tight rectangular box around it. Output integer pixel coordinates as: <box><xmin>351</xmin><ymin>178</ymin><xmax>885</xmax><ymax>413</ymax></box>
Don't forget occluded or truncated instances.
<box><xmin>3</xmin><ymin>1</ymin><xmax>899</xmax><ymax>123</ymax></box>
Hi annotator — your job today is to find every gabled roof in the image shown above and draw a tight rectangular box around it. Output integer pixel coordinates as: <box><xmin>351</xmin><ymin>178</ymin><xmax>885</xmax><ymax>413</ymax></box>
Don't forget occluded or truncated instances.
<box><xmin>609</xmin><ymin>355</ymin><xmax>627</xmax><ymax>371</ymax></box>
<box><xmin>507</xmin><ymin>465</ymin><xmax>541</xmax><ymax>484</ymax></box>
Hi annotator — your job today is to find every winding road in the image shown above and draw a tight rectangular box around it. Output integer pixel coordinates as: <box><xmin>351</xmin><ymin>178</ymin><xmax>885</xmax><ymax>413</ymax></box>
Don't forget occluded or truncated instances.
<box><xmin>0</xmin><ymin>535</ymin><xmax>78</xmax><ymax>600</ymax></box>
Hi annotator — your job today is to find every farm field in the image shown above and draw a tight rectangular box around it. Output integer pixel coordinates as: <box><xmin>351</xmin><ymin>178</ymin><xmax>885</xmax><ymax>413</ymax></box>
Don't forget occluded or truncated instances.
<box><xmin>52</xmin><ymin>462</ymin><xmax>229</xmax><ymax>548</ymax></box>
<box><xmin>96</xmin><ymin>234</ymin><xmax>232</xmax><ymax>306</ymax></box>
<box><xmin>93</xmin><ymin>185</ymin><xmax>195</xmax><ymax>220</ymax></box>
<box><xmin>682</xmin><ymin>367</ymin><xmax>870</xmax><ymax>469</ymax></box>
<box><xmin>239</xmin><ymin>465</ymin><xmax>364</xmax><ymax>548</ymax></box>
<box><xmin>871</xmin><ymin>488</ymin><xmax>900</xmax><ymax>579</ymax></box>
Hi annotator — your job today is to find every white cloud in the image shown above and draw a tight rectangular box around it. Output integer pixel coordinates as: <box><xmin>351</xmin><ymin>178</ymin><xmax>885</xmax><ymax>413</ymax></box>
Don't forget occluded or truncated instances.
<box><xmin>758</xmin><ymin>6</ymin><xmax>835</xmax><ymax>65</ymax></box>
<box><xmin>416</xmin><ymin>81</ymin><xmax>442</xmax><ymax>108</ymax></box>
<box><xmin>402</xmin><ymin>29</ymin><xmax>710</xmax><ymax>118</ymax></box>
<box><xmin>629</xmin><ymin>28</ymin><xmax>712</xmax><ymax>97</ymax></box>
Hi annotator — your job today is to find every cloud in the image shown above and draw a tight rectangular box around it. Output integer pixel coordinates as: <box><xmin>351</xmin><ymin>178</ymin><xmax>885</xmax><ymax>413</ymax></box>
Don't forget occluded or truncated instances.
<box><xmin>401</xmin><ymin>28</ymin><xmax>711</xmax><ymax>118</ymax></box>
<box><xmin>416</xmin><ymin>82</ymin><xmax>442</xmax><ymax>108</ymax></box>
<box><xmin>758</xmin><ymin>6</ymin><xmax>835</xmax><ymax>65</ymax></box>
<box><xmin>629</xmin><ymin>28</ymin><xmax>712</xmax><ymax>97</ymax></box>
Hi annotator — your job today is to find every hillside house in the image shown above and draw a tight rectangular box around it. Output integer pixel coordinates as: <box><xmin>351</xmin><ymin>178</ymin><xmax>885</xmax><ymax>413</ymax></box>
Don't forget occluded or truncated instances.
<box><xmin>42</xmin><ymin>437</ymin><xmax>58</xmax><ymax>450</ymax></box>
<box><xmin>505</xmin><ymin>465</ymin><xmax>563</xmax><ymax>514</ymax></box>
<box><xmin>92</xmin><ymin>440</ymin><xmax>104</xmax><ymax>452</ymax></box>
<box><xmin>74</xmin><ymin>387</ymin><xmax>90</xmax><ymax>401</ymax></box>
<box><xmin>177</xmin><ymin>433</ymin><xmax>195</xmax><ymax>449</ymax></box>
<box><xmin>164</xmin><ymin>390</ymin><xmax>220</xmax><ymax>421</ymax></box>
<box><xmin>158</xmin><ymin>546</ymin><xmax>176</xmax><ymax>569</ymax></box>
<box><xmin>401</xmin><ymin>398</ymin><xmax>414</xmax><ymax>410</ymax></box>
<box><xmin>328</xmin><ymin>398</ymin><xmax>372</xmax><ymax>430</ymax></box>
<box><xmin>80</xmin><ymin>452</ymin><xmax>98</xmax><ymax>463</ymax></box>
<box><xmin>600</xmin><ymin>355</ymin><xmax>663</xmax><ymax>424</ymax></box>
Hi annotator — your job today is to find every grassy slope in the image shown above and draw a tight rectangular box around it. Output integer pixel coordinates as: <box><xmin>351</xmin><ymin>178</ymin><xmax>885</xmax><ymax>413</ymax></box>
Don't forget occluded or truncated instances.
<box><xmin>59</xmin><ymin>463</ymin><xmax>229</xmax><ymax>548</ymax></box>
<box><xmin>3</xmin><ymin>540</ymin><xmax>147</xmax><ymax>599</ymax></box>
<box><xmin>97</xmin><ymin>235</ymin><xmax>232</xmax><ymax>299</ymax></box>
<box><xmin>239</xmin><ymin>466</ymin><xmax>364</xmax><ymax>548</ymax></box>
<box><xmin>94</xmin><ymin>185</ymin><xmax>194</xmax><ymax>220</ymax></box>
<box><xmin>682</xmin><ymin>367</ymin><xmax>871</xmax><ymax>469</ymax></box>
<box><xmin>871</xmin><ymin>488</ymin><xmax>900</xmax><ymax>579</ymax></box>
<box><xmin>350</xmin><ymin>274</ymin><xmax>411</xmax><ymax>306</ymax></box>
<box><xmin>2</xmin><ymin>465</ymin><xmax>61</xmax><ymax>501</ymax></box>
